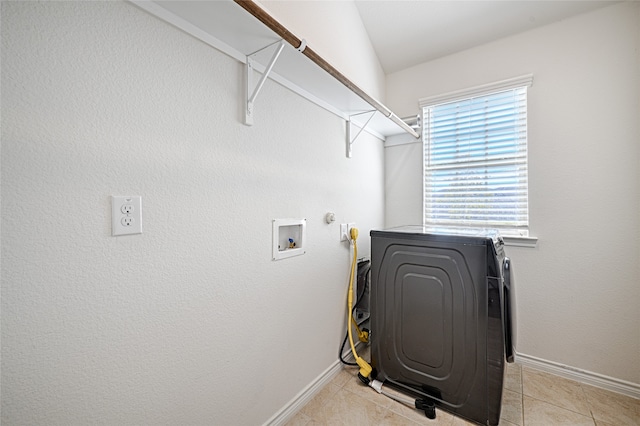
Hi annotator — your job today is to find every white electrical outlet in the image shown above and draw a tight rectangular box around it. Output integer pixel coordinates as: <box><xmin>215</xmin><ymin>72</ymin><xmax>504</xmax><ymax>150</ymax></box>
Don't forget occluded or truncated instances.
<box><xmin>112</xmin><ymin>196</ymin><xmax>142</xmax><ymax>236</ymax></box>
<box><xmin>340</xmin><ymin>223</ymin><xmax>357</xmax><ymax>242</ymax></box>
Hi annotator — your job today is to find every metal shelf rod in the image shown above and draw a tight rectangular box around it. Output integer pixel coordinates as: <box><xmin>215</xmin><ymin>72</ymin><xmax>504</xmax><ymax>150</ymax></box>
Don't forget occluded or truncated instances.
<box><xmin>233</xmin><ymin>0</ymin><xmax>420</xmax><ymax>139</ymax></box>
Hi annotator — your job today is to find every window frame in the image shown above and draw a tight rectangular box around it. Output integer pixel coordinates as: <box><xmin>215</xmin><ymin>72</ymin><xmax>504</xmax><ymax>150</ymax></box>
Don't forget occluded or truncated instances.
<box><xmin>419</xmin><ymin>75</ymin><xmax>535</xmax><ymax>242</ymax></box>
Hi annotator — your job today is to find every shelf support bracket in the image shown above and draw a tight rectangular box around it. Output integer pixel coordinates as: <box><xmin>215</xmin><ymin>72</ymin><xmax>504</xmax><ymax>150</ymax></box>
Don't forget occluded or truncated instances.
<box><xmin>347</xmin><ymin>110</ymin><xmax>376</xmax><ymax>158</ymax></box>
<box><xmin>245</xmin><ymin>40</ymin><xmax>286</xmax><ymax>126</ymax></box>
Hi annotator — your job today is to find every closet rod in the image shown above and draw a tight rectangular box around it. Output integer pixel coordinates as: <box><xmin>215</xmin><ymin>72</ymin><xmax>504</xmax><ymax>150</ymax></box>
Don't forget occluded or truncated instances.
<box><xmin>233</xmin><ymin>0</ymin><xmax>420</xmax><ymax>139</ymax></box>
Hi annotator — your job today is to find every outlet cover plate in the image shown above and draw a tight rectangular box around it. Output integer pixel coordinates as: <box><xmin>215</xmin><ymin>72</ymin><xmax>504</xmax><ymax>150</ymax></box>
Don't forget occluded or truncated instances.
<box><xmin>340</xmin><ymin>223</ymin><xmax>348</xmax><ymax>241</ymax></box>
<box><xmin>112</xmin><ymin>196</ymin><xmax>142</xmax><ymax>236</ymax></box>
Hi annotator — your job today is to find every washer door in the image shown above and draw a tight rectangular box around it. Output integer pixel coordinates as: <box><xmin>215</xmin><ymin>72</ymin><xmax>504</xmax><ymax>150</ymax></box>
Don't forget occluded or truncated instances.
<box><xmin>503</xmin><ymin>257</ymin><xmax>514</xmax><ymax>363</ymax></box>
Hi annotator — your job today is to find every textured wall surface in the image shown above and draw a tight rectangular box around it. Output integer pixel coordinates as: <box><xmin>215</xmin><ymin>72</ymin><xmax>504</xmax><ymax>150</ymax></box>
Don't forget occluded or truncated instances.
<box><xmin>259</xmin><ymin>0</ymin><xmax>386</xmax><ymax>102</ymax></box>
<box><xmin>385</xmin><ymin>2</ymin><xmax>640</xmax><ymax>386</ymax></box>
<box><xmin>1</xmin><ymin>2</ymin><xmax>384</xmax><ymax>424</ymax></box>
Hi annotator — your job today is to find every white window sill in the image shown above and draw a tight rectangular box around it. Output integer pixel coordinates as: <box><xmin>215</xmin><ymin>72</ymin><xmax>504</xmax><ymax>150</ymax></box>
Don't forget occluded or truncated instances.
<box><xmin>503</xmin><ymin>235</ymin><xmax>538</xmax><ymax>248</ymax></box>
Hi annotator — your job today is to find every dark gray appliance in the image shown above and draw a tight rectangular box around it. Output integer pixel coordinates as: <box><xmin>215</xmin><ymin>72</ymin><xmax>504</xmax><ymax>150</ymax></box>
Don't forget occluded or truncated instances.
<box><xmin>370</xmin><ymin>226</ymin><xmax>513</xmax><ymax>426</ymax></box>
<box><xmin>355</xmin><ymin>259</ymin><xmax>371</xmax><ymax>326</ymax></box>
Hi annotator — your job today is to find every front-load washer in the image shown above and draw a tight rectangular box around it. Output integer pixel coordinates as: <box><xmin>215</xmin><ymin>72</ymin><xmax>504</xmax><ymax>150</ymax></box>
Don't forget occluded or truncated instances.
<box><xmin>370</xmin><ymin>226</ymin><xmax>513</xmax><ymax>426</ymax></box>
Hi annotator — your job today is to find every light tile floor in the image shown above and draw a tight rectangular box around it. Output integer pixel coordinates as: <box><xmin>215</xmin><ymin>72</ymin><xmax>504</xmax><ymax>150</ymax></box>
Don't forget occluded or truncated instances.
<box><xmin>286</xmin><ymin>361</ymin><xmax>639</xmax><ymax>426</ymax></box>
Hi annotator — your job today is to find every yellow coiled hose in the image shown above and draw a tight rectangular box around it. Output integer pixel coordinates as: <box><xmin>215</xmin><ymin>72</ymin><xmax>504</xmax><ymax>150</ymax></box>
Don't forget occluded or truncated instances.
<box><xmin>346</xmin><ymin>227</ymin><xmax>372</xmax><ymax>382</ymax></box>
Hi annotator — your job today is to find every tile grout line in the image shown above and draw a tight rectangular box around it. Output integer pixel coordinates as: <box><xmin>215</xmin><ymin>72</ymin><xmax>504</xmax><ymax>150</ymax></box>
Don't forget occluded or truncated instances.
<box><xmin>579</xmin><ymin>382</ymin><xmax>600</xmax><ymax>426</ymax></box>
<box><xmin>520</xmin><ymin>365</ymin><xmax>525</xmax><ymax>426</ymax></box>
<box><xmin>521</xmin><ymin>365</ymin><xmax>607</xmax><ymax>424</ymax></box>
<box><xmin>522</xmin><ymin>393</ymin><xmax>598</xmax><ymax>420</ymax></box>
<box><xmin>521</xmin><ymin>388</ymin><xmax>525</xmax><ymax>425</ymax></box>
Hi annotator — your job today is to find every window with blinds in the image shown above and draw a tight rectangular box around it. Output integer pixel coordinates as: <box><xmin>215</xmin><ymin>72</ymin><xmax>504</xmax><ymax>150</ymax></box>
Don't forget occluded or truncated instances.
<box><xmin>421</xmin><ymin>76</ymin><xmax>531</xmax><ymax>236</ymax></box>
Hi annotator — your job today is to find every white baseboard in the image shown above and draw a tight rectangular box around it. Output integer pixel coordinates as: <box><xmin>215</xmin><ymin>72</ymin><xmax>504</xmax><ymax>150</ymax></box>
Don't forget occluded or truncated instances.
<box><xmin>262</xmin><ymin>360</ymin><xmax>343</xmax><ymax>426</ymax></box>
<box><xmin>264</xmin><ymin>342</ymin><xmax>366</xmax><ymax>425</ymax></box>
<box><xmin>515</xmin><ymin>352</ymin><xmax>640</xmax><ymax>399</ymax></box>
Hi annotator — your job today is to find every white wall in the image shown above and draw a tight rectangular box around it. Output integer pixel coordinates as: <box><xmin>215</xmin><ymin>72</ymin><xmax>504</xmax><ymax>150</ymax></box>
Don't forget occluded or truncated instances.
<box><xmin>0</xmin><ymin>2</ymin><xmax>384</xmax><ymax>424</ymax></box>
<box><xmin>385</xmin><ymin>2</ymin><xmax>640</xmax><ymax>387</ymax></box>
<box><xmin>258</xmin><ymin>0</ymin><xmax>386</xmax><ymax>102</ymax></box>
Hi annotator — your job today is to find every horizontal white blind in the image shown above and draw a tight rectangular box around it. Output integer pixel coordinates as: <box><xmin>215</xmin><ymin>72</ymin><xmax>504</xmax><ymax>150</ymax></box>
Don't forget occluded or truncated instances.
<box><xmin>423</xmin><ymin>86</ymin><xmax>529</xmax><ymax>234</ymax></box>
